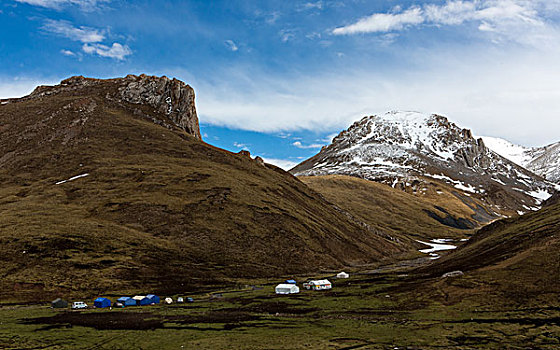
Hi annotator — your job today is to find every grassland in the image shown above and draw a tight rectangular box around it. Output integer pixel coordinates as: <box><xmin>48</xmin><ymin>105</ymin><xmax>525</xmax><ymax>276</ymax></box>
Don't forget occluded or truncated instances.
<box><xmin>1</xmin><ymin>266</ymin><xmax>558</xmax><ymax>350</ymax></box>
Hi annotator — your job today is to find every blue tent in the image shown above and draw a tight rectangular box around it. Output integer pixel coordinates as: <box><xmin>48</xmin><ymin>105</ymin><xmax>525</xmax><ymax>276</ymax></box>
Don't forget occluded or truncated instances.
<box><xmin>117</xmin><ymin>297</ymin><xmax>136</xmax><ymax>307</ymax></box>
<box><xmin>94</xmin><ymin>297</ymin><xmax>111</xmax><ymax>308</ymax></box>
<box><xmin>134</xmin><ymin>296</ymin><xmax>152</xmax><ymax>306</ymax></box>
<box><xmin>146</xmin><ymin>294</ymin><xmax>160</xmax><ymax>304</ymax></box>
<box><xmin>286</xmin><ymin>279</ymin><xmax>297</xmax><ymax>284</ymax></box>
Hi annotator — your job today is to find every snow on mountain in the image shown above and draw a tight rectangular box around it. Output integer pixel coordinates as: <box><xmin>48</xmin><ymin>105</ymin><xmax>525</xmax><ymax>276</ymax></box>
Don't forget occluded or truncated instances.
<box><xmin>479</xmin><ymin>137</ymin><xmax>533</xmax><ymax>168</ymax></box>
<box><xmin>481</xmin><ymin>136</ymin><xmax>560</xmax><ymax>184</ymax></box>
<box><xmin>291</xmin><ymin>111</ymin><xmax>557</xmax><ymax>212</ymax></box>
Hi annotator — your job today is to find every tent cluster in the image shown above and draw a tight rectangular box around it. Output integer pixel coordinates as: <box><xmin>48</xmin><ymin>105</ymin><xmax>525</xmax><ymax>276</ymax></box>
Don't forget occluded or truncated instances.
<box><xmin>275</xmin><ymin>273</ymin><xmax>348</xmax><ymax>295</ymax></box>
<box><xmin>51</xmin><ymin>294</ymin><xmax>196</xmax><ymax>309</ymax></box>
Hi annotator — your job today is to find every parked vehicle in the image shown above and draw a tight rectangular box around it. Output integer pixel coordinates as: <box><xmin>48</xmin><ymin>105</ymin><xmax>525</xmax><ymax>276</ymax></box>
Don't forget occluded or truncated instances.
<box><xmin>186</xmin><ymin>297</ymin><xmax>194</xmax><ymax>303</ymax></box>
<box><xmin>71</xmin><ymin>301</ymin><xmax>88</xmax><ymax>309</ymax></box>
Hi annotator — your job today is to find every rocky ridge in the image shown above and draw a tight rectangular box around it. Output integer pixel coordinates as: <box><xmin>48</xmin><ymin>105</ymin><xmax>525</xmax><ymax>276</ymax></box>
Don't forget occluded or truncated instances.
<box><xmin>482</xmin><ymin>136</ymin><xmax>560</xmax><ymax>184</ymax></box>
<box><xmin>291</xmin><ymin>111</ymin><xmax>558</xmax><ymax>215</ymax></box>
<box><xmin>27</xmin><ymin>75</ymin><xmax>201</xmax><ymax>139</ymax></box>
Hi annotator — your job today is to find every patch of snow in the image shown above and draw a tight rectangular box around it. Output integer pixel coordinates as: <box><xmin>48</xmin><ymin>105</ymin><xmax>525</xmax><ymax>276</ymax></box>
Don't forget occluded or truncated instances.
<box><xmin>417</xmin><ymin>239</ymin><xmax>457</xmax><ymax>256</ymax></box>
<box><xmin>492</xmin><ymin>178</ymin><xmax>506</xmax><ymax>185</ymax></box>
<box><xmin>481</xmin><ymin>136</ymin><xmax>532</xmax><ymax>167</ymax></box>
<box><xmin>528</xmin><ymin>189</ymin><xmax>552</xmax><ymax>203</ymax></box>
<box><xmin>55</xmin><ymin>173</ymin><xmax>89</xmax><ymax>185</ymax></box>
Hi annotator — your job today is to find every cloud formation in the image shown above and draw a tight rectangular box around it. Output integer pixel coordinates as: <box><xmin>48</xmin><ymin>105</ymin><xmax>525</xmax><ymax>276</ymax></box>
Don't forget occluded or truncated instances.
<box><xmin>82</xmin><ymin>42</ymin><xmax>131</xmax><ymax>60</ymax></box>
<box><xmin>193</xmin><ymin>46</ymin><xmax>560</xmax><ymax>147</ymax></box>
<box><xmin>292</xmin><ymin>141</ymin><xmax>324</xmax><ymax>149</ymax></box>
<box><xmin>42</xmin><ymin>19</ymin><xmax>104</xmax><ymax>43</ymax></box>
<box><xmin>15</xmin><ymin>0</ymin><xmax>108</xmax><ymax>10</ymax></box>
<box><xmin>332</xmin><ymin>0</ymin><xmax>559</xmax><ymax>47</ymax></box>
<box><xmin>224</xmin><ymin>40</ymin><xmax>238</xmax><ymax>52</ymax></box>
<box><xmin>41</xmin><ymin>19</ymin><xmax>131</xmax><ymax>60</ymax></box>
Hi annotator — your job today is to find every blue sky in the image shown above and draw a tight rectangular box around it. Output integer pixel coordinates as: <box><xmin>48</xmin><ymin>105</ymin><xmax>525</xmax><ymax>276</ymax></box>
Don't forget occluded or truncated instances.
<box><xmin>2</xmin><ymin>0</ymin><xmax>560</xmax><ymax>169</ymax></box>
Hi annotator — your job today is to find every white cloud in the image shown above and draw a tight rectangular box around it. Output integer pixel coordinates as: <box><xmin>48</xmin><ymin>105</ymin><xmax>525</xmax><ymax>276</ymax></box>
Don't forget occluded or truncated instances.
<box><xmin>82</xmin><ymin>42</ymin><xmax>131</xmax><ymax>60</ymax></box>
<box><xmin>262</xmin><ymin>158</ymin><xmax>299</xmax><ymax>170</ymax></box>
<box><xmin>292</xmin><ymin>141</ymin><xmax>324</xmax><ymax>149</ymax></box>
<box><xmin>233</xmin><ymin>141</ymin><xmax>249</xmax><ymax>149</ymax></box>
<box><xmin>279</xmin><ymin>29</ymin><xmax>296</xmax><ymax>42</ymax></box>
<box><xmin>193</xmin><ymin>47</ymin><xmax>560</xmax><ymax>147</ymax></box>
<box><xmin>0</xmin><ymin>77</ymin><xmax>58</xmax><ymax>98</ymax></box>
<box><xmin>42</xmin><ymin>19</ymin><xmax>104</xmax><ymax>43</ymax></box>
<box><xmin>333</xmin><ymin>6</ymin><xmax>424</xmax><ymax>34</ymax></box>
<box><xmin>15</xmin><ymin>0</ymin><xmax>108</xmax><ymax>10</ymax></box>
<box><xmin>332</xmin><ymin>1</ymin><xmax>559</xmax><ymax>47</ymax></box>
<box><xmin>225</xmin><ymin>40</ymin><xmax>238</xmax><ymax>52</ymax></box>
<box><xmin>298</xmin><ymin>1</ymin><xmax>323</xmax><ymax>11</ymax></box>
<box><xmin>60</xmin><ymin>49</ymin><xmax>75</xmax><ymax>56</ymax></box>
<box><xmin>41</xmin><ymin>19</ymin><xmax>131</xmax><ymax>60</ymax></box>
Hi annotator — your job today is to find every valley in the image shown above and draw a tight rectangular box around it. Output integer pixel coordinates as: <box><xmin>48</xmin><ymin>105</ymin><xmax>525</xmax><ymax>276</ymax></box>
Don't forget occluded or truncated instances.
<box><xmin>1</xmin><ymin>76</ymin><xmax>559</xmax><ymax>349</ymax></box>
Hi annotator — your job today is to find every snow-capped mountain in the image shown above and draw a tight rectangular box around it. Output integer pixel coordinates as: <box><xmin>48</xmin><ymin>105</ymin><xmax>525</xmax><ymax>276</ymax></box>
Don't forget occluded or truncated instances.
<box><xmin>481</xmin><ymin>136</ymin><xmax>560</xmax><ymax>184</ymax></box>
<box><xmin>291</xmin><ymin>111</ymin><xmax>558</xmax><ymax>213</ymax></box>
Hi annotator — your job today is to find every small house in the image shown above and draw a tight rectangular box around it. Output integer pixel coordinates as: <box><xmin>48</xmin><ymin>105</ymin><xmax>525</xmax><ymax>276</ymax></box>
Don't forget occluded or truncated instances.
<box><xmin>117</xmin><ymin>297</ymin><xmax>136</xmax><ymax>307</ymax></box>
<box><xmin>275</xmin><ymin>283</ymin><xmax>300</xmax><ymax>294</ymax></box>
<box><xmin>133</xmin><ymin>295</ymin><xmax>151</xmax><ymax>306</ymax></box>
<box><xmin>146</xmin><ymin>294</ymin><xmax>160</xmax><ymax>304</ymax></box>
<box><xmin>303</xmin><ymin>279</ymin><xmax>332</xmax><ymax>291</ymax></box>
<box><xmin>336</xmin><ymin>272</ymin><xmax>350</xmax><ymax>279</ymax></box>
<box><xmin>94</xmin><ymin>297</ymin><xmax>111</xmax><ymax>308</ymax></box>
<box><xmin>51</xmin><ymin>298</ymin><xmax>68</xmax><ymax>308</ymax></box>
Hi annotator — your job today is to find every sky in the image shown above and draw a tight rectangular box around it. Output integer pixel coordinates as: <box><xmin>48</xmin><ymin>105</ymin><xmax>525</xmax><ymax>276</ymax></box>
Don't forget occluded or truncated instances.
<box><xmin>2</xmin><ymin>0</ymin><xmax>560</xmax><ymax>169</ymax></box>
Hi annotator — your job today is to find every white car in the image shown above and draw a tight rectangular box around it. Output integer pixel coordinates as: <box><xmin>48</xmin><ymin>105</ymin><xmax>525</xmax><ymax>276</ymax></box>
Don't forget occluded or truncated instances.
<box><xmin>71</xmin><ymin>301</ymin><xmax>88</xmax><ymax>309</ymax></box>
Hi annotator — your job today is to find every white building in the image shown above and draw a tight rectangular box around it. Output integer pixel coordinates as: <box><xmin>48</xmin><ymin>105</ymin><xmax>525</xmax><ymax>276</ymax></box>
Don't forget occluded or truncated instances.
<box><xmin>303</xmin><ymin>279</ymin><xmax>332</xmax><ymax>291</ymax></box>
<box><xmin>275</xmin><ymin>284</ymin><xmax>300</xmax><ymax>294</ymax></box>
<box><xmin>337</xmin><ymin>271</ymin><xmax>349</xmax><ymax>279</ymax></box>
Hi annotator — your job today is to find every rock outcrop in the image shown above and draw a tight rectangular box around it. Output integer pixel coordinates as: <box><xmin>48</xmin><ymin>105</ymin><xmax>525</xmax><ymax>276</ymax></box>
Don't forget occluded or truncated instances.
<box><xmin>29</xmin><ymin>75</ymin><xmax>201</xmax><ymax>139</ymax></box>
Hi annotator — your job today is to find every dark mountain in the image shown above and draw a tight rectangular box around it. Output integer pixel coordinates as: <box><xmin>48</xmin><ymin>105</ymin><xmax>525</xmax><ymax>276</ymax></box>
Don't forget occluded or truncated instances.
<box><xmin>0</xmin><ymin>75</ymin><xmax>406</xmax><ymax>301</ymax></box>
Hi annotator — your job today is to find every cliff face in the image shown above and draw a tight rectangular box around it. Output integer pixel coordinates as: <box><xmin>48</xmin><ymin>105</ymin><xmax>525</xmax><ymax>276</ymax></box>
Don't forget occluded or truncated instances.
<box><xmin>28</xmin><ymin>74</ymin><xmax>201</xmax><ymax>139</ymax></box>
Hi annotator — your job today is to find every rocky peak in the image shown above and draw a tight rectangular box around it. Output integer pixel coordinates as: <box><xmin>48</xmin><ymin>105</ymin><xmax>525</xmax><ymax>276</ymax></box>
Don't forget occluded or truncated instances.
<box><xmin>29</xmin><ymin>74</ymin><xmax>201</xmax><ymax>139</ymax></box>
<box><xmin>291</xmin><ymin>111</ymin><xmax>556</xmax><ymax>212</ymax></box>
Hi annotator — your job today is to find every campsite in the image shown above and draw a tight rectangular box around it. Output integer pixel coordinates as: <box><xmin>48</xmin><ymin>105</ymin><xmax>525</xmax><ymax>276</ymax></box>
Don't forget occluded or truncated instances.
<box><xmin>2</xmin><ymin>267</ymin><xmax>559</xmax><ymax>349</ymax></box>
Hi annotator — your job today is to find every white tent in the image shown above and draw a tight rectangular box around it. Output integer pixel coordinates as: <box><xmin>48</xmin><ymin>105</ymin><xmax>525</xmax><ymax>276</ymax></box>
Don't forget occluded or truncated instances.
<box><xmin>303</xmin><ymin>279</ymin><xmax>332</xmax><ymax>291</ymax></box>
<box><xmin>337</xmin><ymin>272</ymin><xmax>349</xmax><ymax>279</ymax></box>
<box><xmin>275</xmin><ymin>284</ymin><xmax>300</xmax><ymax>294</ymax></box>
<box><xmin>164</xmin><ymin>297</ymin><xmax>173</xmax><ymax>304</ymax></box>
<box><xmin>177</xmin><ymin>297</ymin><xmax>184</xmax><ymax>303</ymax></box>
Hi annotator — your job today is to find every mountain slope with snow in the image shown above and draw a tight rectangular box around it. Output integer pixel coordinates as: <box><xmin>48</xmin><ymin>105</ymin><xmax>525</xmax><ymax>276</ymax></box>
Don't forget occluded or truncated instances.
<box><xmin>481</xmin><ymin>136</ymin><xmax>560</xmax><ymax>184</ymax></box>
<box><xmin>291</xmin><ymin>111</ymin><xmax>557</xmax><ymax>216</ymax></box>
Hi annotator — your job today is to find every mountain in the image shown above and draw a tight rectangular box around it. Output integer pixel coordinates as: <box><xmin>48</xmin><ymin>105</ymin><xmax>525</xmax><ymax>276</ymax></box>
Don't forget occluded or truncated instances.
<box><xmin>291</xmin><ymin>111</ymin><xmax>558</xmax><ymax>216</ymax></box>
<box><xmin>481</xmin><ymin>136</ymin><xmax>560</xmax><ymax>184</ymax></box>
<box><xmin>0</xmin><ymin>75</ymin><xmax>406</xmax><ymax>301</ymax></box>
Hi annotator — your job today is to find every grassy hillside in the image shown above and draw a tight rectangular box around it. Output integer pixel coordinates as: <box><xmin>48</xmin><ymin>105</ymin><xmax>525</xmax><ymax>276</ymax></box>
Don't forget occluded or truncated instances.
<box><xmin>0</xmin><ymin>78</ymin><xmax>407</xmax><ymax>302</ymax></box>
<box><xmin>412</xmin><ymin>200</ymin><xmax>560</xmax><ymax>309</ymax></box>
<box><xmin>300</xmin><ymin>175</ymin><xmax>497</xmax><ymax>241</ymax></box>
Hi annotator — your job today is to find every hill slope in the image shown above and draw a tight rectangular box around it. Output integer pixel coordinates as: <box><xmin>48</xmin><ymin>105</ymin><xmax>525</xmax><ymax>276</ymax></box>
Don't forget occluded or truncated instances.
<box><xmin>419</xmin><ymin>198</ymin><xmax>560</xmax><ymax>306</ymax></box>
<box><xmin>0</xmin><ymin>76</ymin><xmax>405</xmax><ymax>301</ymax></box>
<box><xmin>300</xmin><ymin>175</ymin><xmax>494</xmax><ymax>240</ymax></box>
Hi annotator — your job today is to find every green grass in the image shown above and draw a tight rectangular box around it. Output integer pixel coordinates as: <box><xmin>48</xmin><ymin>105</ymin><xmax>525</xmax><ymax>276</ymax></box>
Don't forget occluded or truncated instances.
<box><xmin>1</xmin><ymin>271</ymin><xmax>558</xmax><ymax>349</ymax></box>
